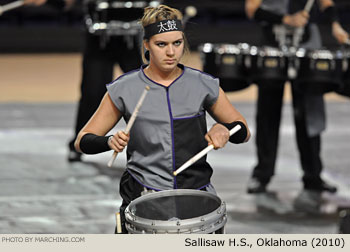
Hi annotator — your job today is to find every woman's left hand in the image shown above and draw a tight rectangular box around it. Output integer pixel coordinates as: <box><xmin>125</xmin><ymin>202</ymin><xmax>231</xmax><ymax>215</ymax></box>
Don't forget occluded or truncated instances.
<box><xmin>205</xmin><ymin>123</ymin><xmax>230</xmax><ymax>150</ymax></box>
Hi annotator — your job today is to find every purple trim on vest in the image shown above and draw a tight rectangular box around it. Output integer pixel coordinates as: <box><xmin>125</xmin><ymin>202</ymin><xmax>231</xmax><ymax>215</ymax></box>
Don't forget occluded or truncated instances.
<box><xmin>166</xmin><ymin>88</ymin><xmax>177</xmax><ymax>189</ymax></box>
<box><xmin>197</xmin><ymin>183</ymin><xmax>211</xmax><ymax>190</ymax></box>
<box><xmin>126</xmin><ymin>169</ymin><xmax>161</xmax><ymax>191</ymax></box>
<box><xmin>140</xmin><ymin>64</ymin><xmax>186</xmax><ymax>190</ymax></box>
<box><xmin>185</xmin><ymin>66</ymin><xmax>218</xmax><ymax>80</ymax></box>
<box><xmin>105</xmin><ymin>68</ymin><xmax>140</xmax><ymax>87</ymax></box>
<box><xmin>140</xmin><ymin>64</ymin><xmax>185</xmax><ymax>88</ymax></box>
<box><xmin>173</xmin><ymin>111</ymin><xmax>205</xmax><ymax>120</ymax></box>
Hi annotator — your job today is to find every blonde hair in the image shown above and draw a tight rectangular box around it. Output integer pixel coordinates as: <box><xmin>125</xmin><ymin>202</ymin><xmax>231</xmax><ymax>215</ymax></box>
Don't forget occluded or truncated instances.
<box><xmin>140</xmin><ymin>4</ymin><xmax>189</xmax><ymax>63</ymax></box>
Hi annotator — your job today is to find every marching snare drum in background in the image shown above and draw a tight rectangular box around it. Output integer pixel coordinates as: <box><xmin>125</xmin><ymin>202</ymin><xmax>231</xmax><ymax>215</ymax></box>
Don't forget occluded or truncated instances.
<box><xmin>125</xmin><ymin>189</ymin><xmax>227</xmax><ymax>234</ymax></box>
<box><xmin>200</xmin><ymin>43</ymin><xmax>217</xmax><ymax>78</ymax></box>
<box><xmin>84</xmin><ymin>0</ymin><xmax>161</xmax><ymax>36</ymax></box>
<box><xmin>250</xmin><ymin>46</ymin><xmax>289</xmax><ymax>88</ymax></box>
<box><xmin>199</xmin><ymin>43</ymin><xmax>251</xmax><ymax>92</ymax></box>
<box><xmin>293</xmin><ymin>48</ymin><xmax>344</xmax><ymax>94</ymax></box>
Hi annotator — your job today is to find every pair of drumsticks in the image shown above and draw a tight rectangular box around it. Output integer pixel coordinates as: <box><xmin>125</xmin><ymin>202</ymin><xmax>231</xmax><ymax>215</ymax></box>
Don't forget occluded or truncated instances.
<box><xmin>107</xmin><ymin>85</ymin><xmax>242</xmax><ymax>176</ymax></box>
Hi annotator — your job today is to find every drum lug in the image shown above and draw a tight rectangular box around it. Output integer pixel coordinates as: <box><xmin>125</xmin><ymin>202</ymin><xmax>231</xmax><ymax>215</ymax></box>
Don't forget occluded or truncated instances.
<box><xmin>176</xmin><ymin>221</ymin><xmax>181</xmax><ymax>226</ymax></box>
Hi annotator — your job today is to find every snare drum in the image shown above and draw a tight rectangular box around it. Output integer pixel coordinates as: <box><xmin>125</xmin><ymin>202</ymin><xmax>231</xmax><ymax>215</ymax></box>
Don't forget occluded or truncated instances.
<box><xmin>199</xmin><ymin>43</ymin><xmax>251</xmax><ymax>92</ymax></box>
<box><xmin>84</xmin><ymin>0</ymin><xmax>161</xmax><ymax>36</ymax></box>
<box><xmin>125</xmin><ymin>189</ymin><xmax>227</xmax><ymax>234</ymax></box>
<box><xmin>293</xmin><ymin>48</ymin><xmax>344</xmax><ymax>94</ymax></box>
<box><xmin>250</xmin><ymin>46</ymin><xmax>289</xmax><ymax>88</ymax></box>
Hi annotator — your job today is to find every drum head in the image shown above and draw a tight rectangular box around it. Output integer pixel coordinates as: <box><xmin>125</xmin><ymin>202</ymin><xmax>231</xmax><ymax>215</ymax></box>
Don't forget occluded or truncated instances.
<box><xmin>125</xmin><ymin>189</ymin><xmax>226</xmax><ymax>233</ymax></box>
<box><xmin>130</xmin><ymin>191</ymin><xmax>219</xmax><ymax>220</ymax></box>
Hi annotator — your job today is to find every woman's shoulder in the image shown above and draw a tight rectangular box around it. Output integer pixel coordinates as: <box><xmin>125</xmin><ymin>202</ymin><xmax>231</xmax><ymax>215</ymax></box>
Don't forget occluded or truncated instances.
<box><xmin>184</xmin><ymin>65</ymin><xmax>218</xmax><ymax>81</ymax></box>
<box><xmin>107</xmin><ymin>68</ymin><xmax>141</xmax><ymax>88</ymax></box>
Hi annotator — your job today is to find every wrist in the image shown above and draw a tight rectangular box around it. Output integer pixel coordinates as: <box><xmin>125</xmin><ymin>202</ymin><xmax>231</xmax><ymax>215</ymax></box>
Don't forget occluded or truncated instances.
<box><xmin>282</xmin><ymin>15</ymin><xmax>291</xmax><ymax>25</ymax></box>
<box><xmin>107</xmin><ymin>135</ymin><xmax>114</xmax><ymax>149</ymax></box>
<box><xmin>220</xmin><ymin>121</ymin><xmax>248</xmax><ymax>144</ymax></box>
<box><xmin>80</xmin><ymin>133</ymin><xmax>112</xmax><ymax>154</ymax></box>
<box><xmin>46</xmin><ymin>0</ymin><xmax>65</xmax><ymax>10</ymax></box>
<box><xmin>323</xmin><ymin>5</ymin><xmax>339</xmax><ymax>24</ymax></box>
<box><xmin>254</xmin><ymin>7</ymin><xmax>284</xmax><ymax>24</ymax></box>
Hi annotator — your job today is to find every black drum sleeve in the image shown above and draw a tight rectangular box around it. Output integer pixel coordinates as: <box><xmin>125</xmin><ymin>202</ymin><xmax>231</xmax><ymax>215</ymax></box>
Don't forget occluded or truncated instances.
<box><xmin>322</xmin><ymin>6</ymin><xmax>339</xmax><ymax>24</ymax></box>
<box><xmin>46</xmin><ymin>0</ymin><xmax>65</xmax><ymax>10</ymax></box>
<box><xmin>253</xmin><ymin>7</ymin><xmax>284</xmax><ymax>24</ymax></box>
<box><xmin>221</xmin><ymin>121</ymin><xmax>248</xmax><ymax>144</ymax></box>
<box><xmin>79</xmin><ymin>133</ymin><xmax>112</xmax><ymax>154</ymax></box>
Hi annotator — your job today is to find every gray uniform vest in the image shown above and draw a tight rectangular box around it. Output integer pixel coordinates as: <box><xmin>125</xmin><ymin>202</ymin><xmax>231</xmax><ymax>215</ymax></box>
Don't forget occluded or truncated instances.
<box><xmin>107</xmin><ymin>64</ymin><xmax>219</xmax><ymax>190</ymax></box>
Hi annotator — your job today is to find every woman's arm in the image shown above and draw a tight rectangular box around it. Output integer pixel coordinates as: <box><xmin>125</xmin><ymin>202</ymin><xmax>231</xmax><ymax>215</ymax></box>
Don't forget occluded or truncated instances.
<box><xmin>206</xmin><ymin>88</ymin><xmax>251</xmax><ymax>149</ymax></box>
<box><xmin>74</xmin><ymin>92</ymin><xmax>124</xmax><ymax>153</ymax></box>
<box><xmin>318</xmin><ymin>0</ymin><xmax>349</xmax><ymax>44</ymax></box>
<box><xmin>245</xmin><ymin>0</ymin><xmax>309</xmax><ymax>28</ymax></box>
<box><xmin>245</xmin><ymin>0</ymin><xmax>262</xmax><ymax>19</ymax></box>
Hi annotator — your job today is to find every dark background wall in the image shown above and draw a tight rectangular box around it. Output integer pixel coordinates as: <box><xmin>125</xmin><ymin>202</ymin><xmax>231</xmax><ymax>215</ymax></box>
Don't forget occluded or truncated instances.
<box><xmin>1</xmin><ymin>0</ymin><xmax>350</xmax><ymax>53</ymax></box>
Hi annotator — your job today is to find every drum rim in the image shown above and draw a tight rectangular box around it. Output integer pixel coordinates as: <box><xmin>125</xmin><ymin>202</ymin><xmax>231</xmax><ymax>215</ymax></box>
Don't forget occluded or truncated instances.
<box><xmin>198</xmin><ymin>43</ymin><xmax>251</xmax><ymax>54</ymax></box>
<box><xmin>125</xmin><ymin>189</ymin><xmax>227</xmax><ymax>234</ymax></box>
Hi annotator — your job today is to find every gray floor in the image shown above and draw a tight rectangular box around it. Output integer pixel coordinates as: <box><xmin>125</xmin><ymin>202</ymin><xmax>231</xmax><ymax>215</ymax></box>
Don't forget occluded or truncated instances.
<box><xmin>0</xmin><ymin>100</ymin><xmax>349</xmax><ymax>234</ymax></box>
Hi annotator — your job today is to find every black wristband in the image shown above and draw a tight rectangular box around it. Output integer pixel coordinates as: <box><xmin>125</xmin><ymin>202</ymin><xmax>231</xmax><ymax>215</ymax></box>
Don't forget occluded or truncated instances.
<box><xmin>79</xmin><ymin>133</ymin><xmax>111</xmax><ymax>154</ymax></box>
<box><xmin>254</xmin><ymin>7</ymin><xmax>284</xmax><ymax>24</ymax></box>
<box><xmin>46</xmin><ymin>0</ymin><xmax>65</xmax><ymax>10</ymax></box>
<box><xmin>322</xmin><ymin>5</ymin><xmax>339</xmax><ymax>24</ymax></box>
<box><xmin>221</xmin><ymin>121</ymin><xmax>248</xmax><ymax>144</ymax></box>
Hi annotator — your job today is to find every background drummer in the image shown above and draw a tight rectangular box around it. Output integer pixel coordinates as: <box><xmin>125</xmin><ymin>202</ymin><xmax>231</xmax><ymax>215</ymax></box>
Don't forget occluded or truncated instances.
<box><xmin>74</xmin><ymin>4</ymin><xmax>250</xmax><ymax>233</ymax></box>
<box><xmin>245</xmin><ymin>0</ymin><xmax>349</xmax><ymax>199</ymax></box>
<box><xmin>23</xmin><ymin>0</ymin><xmax>143</xmax><ymax>162</ymax></box>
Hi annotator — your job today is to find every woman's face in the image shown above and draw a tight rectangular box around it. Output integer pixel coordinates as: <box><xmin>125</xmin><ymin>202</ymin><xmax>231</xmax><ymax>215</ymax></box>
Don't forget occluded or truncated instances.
<box><xmin>145</xmin><ymin>31</ymin><xmax>184</xmax><ymax>72</ymax></box>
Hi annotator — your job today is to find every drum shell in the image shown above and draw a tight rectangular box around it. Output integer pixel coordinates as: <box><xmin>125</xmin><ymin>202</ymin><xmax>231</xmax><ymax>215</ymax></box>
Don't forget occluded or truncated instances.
<box><xmin>200</xmin><ymin>43</ymin><xmax>251</xmax><ymax>92</ymax></box>
<box><xmin>200</xmin><ymin>43</ymin><xmax>218</xmax><ymax>77</ymax></box>
<box><xmin>125</xmin><ymin>189</ymin><xmax>227</xmax><ymax>234</ymax></box>
<box><xmin>250</xmin><ymin>46</ymin><xmax>288</xmax><ymax>88</ymax></box>
<box><xmin>294</xmin><ymin>49</ymin><xmax>344</xmax><ymax>94</ymax></box>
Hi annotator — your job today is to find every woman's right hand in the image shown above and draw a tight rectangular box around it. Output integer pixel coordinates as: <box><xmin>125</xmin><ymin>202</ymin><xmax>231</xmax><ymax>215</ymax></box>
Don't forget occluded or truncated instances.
<box><xmin>283</xmin><ymin>10</ymin><xmax>309</xmax><ymax>27</ymax></box>
<box><xmin>108</xmin><ymin>131</ymin><xmax>130</xmax><ymax>153</ymax></box>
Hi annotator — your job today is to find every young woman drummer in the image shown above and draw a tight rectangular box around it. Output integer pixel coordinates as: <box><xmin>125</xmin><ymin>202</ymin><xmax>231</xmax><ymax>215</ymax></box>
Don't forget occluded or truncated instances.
<box><xmin>74</xmin><ymin>4</ymin><xmax>250</xmax><ymax>233</ymax></box>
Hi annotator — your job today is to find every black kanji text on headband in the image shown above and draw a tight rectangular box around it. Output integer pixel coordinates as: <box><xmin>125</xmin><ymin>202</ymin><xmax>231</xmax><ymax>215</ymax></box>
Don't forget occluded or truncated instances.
<box><xmin>143</xmin><ymin>19</ymin><xmax>183</xmax><ymax>39</ymax></box>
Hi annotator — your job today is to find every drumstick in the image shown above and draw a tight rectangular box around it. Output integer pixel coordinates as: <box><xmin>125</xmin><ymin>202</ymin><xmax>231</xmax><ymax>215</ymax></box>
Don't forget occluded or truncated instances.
<box><xmin>0</xmin><ymin>0</ymin><xmax>24</xmax><ymax>16</ymax></box>
<box><xmin>107</xmin><ymin>85</ymin><xmax>150</xmax><ymax>168</ymax></box>
<box><xmin>115</xmin><ymin>212</ymin><xmax>122</xmax><ymax>234</ymax></box>
<box><xmin>173</xmin><ymin>124</ymin><xmax>242</xmax><ymax>176</ymax></box>
<box><xmin>304</xmin><ymin>0</ymin><xmax>315</xmax><ymax>13</ymax></box>
<box><xmin>293</xmin><ymin>0</ymin><xmax>315</xmax><ymax>47</ymax></box>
